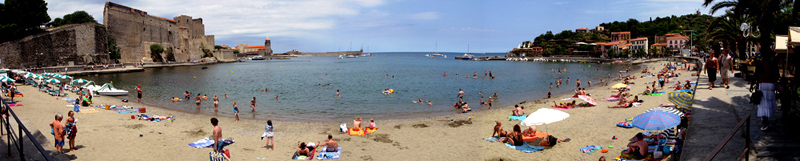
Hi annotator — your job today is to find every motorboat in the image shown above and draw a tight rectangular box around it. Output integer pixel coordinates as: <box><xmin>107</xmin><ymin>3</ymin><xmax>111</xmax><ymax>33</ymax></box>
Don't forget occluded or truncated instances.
<box><xmin>251</xmin><ymin>56</ymin><xmax>266</xmax><ymax>60</ymax></box>
<box><xmin>338</xmin><ymin>55</ymin><xmax>343</xmax><ymax>59</ymax></box>
<box><xmin>461</xmin><ymin>54</ymin><xmax>474</xmax><ymax>60</ymax></box>
<box><xmin>96</xmin><ymin>83</ymin><xmax>129</xmax><ymax>96</ymax></box>
<box><xmin>345</xmin><ymin>55</ymin><xmax>358</xmax><ymax>58</ymax></box>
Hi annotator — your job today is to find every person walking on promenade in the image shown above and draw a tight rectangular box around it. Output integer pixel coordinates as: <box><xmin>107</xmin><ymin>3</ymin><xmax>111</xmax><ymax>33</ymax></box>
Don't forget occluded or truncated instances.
<box><xmin>755</xmin><ymin>57</ymin><xmax>779</xmax><ymax>131</ymax></box>
<box><xmin>704</xmin><ymin>52</ymin><xmax>719</xmax><ymax>90</ymax></box>
<box><xmin>719</xmin><ymin>51</ymin><xmax>734</xmax><ymax>89</ymax></box>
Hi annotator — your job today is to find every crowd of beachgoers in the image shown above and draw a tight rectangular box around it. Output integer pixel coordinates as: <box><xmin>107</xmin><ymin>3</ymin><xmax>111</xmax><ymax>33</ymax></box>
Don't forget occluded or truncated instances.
<box><xmin>0</xmin><ymin>57</ymin><xmax>707</xmax><ymax>160</ymax></box>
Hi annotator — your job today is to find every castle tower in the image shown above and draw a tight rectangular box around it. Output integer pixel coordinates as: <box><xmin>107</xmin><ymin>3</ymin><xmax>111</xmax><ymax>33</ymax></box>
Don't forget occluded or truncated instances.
<box><xmin>264</xmin><ymin>37</ymin><xmax>272</xmax><ymax>55</ymax></box>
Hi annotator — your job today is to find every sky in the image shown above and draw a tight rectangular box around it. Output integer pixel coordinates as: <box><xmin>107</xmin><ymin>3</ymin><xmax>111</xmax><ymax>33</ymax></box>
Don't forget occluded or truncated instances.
<box><xmin>46</xmin><ymin>0</ymin><xmax>710</xmax><ymax>53</ymax></box>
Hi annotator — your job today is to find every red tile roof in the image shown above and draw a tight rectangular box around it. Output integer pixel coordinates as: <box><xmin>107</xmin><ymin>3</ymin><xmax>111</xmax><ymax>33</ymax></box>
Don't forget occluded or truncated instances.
<box><xmin>246</xmin><ymin>45</ymin><xmax>265</xmax><ymax>49</ymax></box>
<box><xmin>667</xmin><ymin>36</ymin><xmax>688</xmax><ymax>40</ymax></box>
<box><xmin>631</xmin><ymin>37</ymin><xmax>647</xmax><ymax>41</ymax></box>
<box><xmin>576</xmin><ymin>28</ymin><xmax>588</xmax><ymax>31</ymax></box>
<box><xmin>152</xmin><ymin>16</ymin><xmax>175</xmax><ymax>22</ymax></box>
<box><xmin>611</xmin><ymin>31</ymin><xmax>631</xmax><ymax>34</ymax></box>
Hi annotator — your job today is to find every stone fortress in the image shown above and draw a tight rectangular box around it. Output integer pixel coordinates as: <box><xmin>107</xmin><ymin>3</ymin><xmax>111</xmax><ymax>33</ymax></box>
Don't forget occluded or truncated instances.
<box><xmin>103</xmin><ymin>2</ymin><xmax>216</xmax><ymax>63</ymax></box>
<box><xmin>0</xmin><ymin>1</ymin><xmax>267</xmax><ymax>69</ymax></box>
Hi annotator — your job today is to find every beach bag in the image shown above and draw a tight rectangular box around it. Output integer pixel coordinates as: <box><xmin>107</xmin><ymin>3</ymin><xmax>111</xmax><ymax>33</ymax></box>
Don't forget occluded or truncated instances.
<box><xmin>750</xmin><ymin>90</ymin><xmax>763</xmax><ymax>105</ymax></box>
<box><xmin>209</xmin><ymin>149</ymin><xmax>230</xmax><ymax>161</ymax></box>
<box><xmin>339</xmin><ymin>124</ymin><xmax>347</xmax><ymax>133</ymax></box>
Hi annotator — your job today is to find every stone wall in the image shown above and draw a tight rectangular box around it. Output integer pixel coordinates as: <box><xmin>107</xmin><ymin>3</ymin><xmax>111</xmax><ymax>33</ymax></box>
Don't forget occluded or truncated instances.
<box><xmin>103</xmin><ymin>2</ymin><xmax>213</xmax><ymax>63</ymax></box>
<box><xmin>0</xmin><ymin>23</ymin><xmax>108</xmax><ymax>69</ymax></box>
<box><xmin>214</xmin><ymin>49</ymin><xmax>235</xmax><ymax>61</ymax></box>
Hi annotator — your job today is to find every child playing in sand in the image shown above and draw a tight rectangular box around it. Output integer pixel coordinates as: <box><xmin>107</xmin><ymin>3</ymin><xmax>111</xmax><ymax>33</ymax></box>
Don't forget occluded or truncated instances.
<box><xmin>368</xmin><ymin>119</ymin><xmax>376</xmax><ymax>129</ymax></box>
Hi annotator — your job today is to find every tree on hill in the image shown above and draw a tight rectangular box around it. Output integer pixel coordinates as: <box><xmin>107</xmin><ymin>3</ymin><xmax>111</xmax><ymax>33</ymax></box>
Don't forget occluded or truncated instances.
<box><xmin>150</xmin><ymin>44</ymin><xmax>165</xmax><ymax>63</ymax></box>
<box><xmin>107</xmin><ymin>37</ymin><xmax>121</xmax><ymax>61</ymax></box>
<box><xmin>49</xmin><ymin>10</ymin><xmax>96</xmax><ymax>27</ymax></box>
<box><xmin>0</xmin><ymin>0</ymin><xmax>51</xmax><ymax>42</ymax></box>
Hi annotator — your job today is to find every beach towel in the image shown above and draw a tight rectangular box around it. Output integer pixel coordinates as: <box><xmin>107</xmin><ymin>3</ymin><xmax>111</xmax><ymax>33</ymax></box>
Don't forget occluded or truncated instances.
<box><xmin>316</xmin><ymin>146</ymin><xmax>342</xmax><ymax>159</ymax></box>
<box><xmin>504</xmin><ymin>142</ymin><xmax>545</xmax><ymax>153</ymax></box>
<box><xmin>79</xmin><ymin>110</ymin><xmax>100</xmax><ymax>114</ymax></box>
<box><xmin>364</xmin><ymin>127</ymin><xmax>378</xmax><ymax>134</ymax></box>
<box><xmin>603</xmin><ymin>97</ymin><xmax>620</xmax><ymax>101</ymax></box>
<box><xmin>552</xmin><ymin>105</ymin><xmax>574</xmax><ymax>109</ymax></box>
<box><xmin>188</xmin><ymin>138</ymin><xmax>235</xmax><ymax>148</ymax></box>
<box><xmin>347</xmin><ymin>128</ymin><xmax>364</xmax><ymax>136</ymax></box>
<box><xmin>114</xmin><ymin>110</ymin><xmax>137</xmax><ymax>113</ymax></box>
<box><xmin>9</xmin><ymin>104</ymin><xmax>22</xmax><ymax>107</ymax></box>
<box><xmin>67</xmin><ymin>100</ymin><xmax>76</xmax><ymax>103</ymax></box>
<box><xmin>643</xmin><ymin>92</ymin><xmax>665</xmax><ymax>96</ymax></box>
<box><xmin>483</xmin><ymin>136</ymin><xmax>502</xmax><ymax>143</ymax></box>
<box><xmin>508</xmin><ymin>114</ymin><xmax>527</xmax><ymax>121</ymax></box>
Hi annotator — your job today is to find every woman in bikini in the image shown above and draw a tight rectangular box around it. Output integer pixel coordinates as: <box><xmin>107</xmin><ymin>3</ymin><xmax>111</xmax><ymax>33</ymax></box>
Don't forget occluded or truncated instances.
<box><xmin>213</xmin><ymin>94</ymin><xmax>219</xmax><ymax>112</ymax></box>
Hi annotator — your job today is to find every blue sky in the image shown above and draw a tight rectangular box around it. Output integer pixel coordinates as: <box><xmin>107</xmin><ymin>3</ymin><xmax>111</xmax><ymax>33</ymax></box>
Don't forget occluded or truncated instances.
<box><xmin>47</xmin><ymin>0</ymin><xmax>708</xmax><ymax>53</ymax></box>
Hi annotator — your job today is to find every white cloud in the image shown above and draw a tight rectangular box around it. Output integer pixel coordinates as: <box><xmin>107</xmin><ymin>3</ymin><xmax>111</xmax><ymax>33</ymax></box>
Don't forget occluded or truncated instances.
<box><xmin>405</xmin><ymin>12</ymin><xmax>439</xmax><ymax>20</ymax></box>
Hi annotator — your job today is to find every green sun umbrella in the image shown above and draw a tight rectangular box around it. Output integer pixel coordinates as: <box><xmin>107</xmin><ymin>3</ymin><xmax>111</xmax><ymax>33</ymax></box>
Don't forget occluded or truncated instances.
<box><xmin>45</xmin><ymin>78</ymin><xmax>62</xmax><ymax>84</ymax></box>
<box><xmin>71</xmin><ymin>79</ymin><xmax>89</xmax><ymax>84</ymax></box>
<box><xmin>0</xmin><ymin>77</ymin><xmax>14</xmax><ymax>83</ymax></box>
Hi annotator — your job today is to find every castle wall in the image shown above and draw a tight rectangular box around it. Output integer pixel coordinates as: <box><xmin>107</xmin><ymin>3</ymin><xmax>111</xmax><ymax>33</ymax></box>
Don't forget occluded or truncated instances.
<box><xmin>104</xmin><ymin>2</ymin><xmax>212</xmax><ymax>63</ymax></box>
<box><xmin>0</xmin><ymin>23</ymin><xmax>108</xmax><ymax>69</ymax></box>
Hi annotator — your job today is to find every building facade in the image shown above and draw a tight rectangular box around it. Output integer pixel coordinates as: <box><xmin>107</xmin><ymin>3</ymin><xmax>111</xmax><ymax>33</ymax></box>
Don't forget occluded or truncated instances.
<box><xmin>103</xmin><ymin>2</ymin><xmax>215</xmax><ymax>63</ymax></box>
<box><xmin>630</xmin><ymin>37</ymin><xmax>648</xmax><ymax>54</ymax></box>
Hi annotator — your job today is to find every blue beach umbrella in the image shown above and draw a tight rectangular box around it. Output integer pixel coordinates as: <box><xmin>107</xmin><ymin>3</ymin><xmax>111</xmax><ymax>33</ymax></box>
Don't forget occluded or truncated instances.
<box><xmin>631</xmin><ymin>110</ymin><xmax>681</xmax><ymax>131</ymax></box>
<box><xmin>668</xmin><ymin>91</ymin><xmax>693</xmax><ymax>109</ymax></box>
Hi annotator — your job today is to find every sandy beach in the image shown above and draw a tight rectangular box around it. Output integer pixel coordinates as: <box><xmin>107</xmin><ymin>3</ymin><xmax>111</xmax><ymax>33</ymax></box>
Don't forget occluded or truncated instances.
<box><xmin>6</xmin><ymin>59</ymin><xmax>698</xmax><ymax>160</ymax></box>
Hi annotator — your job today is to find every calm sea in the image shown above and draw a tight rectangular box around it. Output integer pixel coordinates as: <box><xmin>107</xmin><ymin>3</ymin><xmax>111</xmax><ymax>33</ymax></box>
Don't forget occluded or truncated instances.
<box><xmin>83</xmin><ymin>52</ymin><xmax>633</xmax><ymax>121</ymax></box>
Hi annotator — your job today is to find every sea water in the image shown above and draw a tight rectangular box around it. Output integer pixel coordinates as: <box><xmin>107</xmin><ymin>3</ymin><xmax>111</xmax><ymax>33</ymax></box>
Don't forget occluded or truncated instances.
<box><xmin>83</xmin><ymin>52</ymin><xmax>633</xmax><ymax>121</ymax></box>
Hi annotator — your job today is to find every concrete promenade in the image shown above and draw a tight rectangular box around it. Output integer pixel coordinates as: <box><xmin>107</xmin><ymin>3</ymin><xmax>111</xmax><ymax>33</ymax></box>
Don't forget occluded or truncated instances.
<box><xmin>681</xmin><ymin>69</ymin><xmax>799</xmax><ymax>160</ymax></box>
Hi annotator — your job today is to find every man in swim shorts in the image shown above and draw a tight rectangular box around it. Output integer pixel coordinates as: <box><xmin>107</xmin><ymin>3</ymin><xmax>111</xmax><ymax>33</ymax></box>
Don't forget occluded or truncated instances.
<box><xmin>211</xmin><ymin>118</ymin><xmax>223</xmax><ymax>152</ymax></box>
<box><xmin>136</xmin><ymin>85</ymin><xmax>143</xmax><ymax>104</ymax></box>
<box><xmin>319</xmin><ymin>134</ymin><xmax>339</xmax><ymax>152</ymax></box>
<box><xmin>50</xmin><ymin>114</ymin><xmax>65</xmax><ymax>153</ymax></box>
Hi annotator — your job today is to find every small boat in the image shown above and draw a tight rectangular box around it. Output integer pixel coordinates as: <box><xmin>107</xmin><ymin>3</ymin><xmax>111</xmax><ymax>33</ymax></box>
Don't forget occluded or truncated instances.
<box><xmin>96</xmin><ymin>83</ymin><xmax>129</xmax><ymax>96</ymax></box>
<box><xmin>345</xmin><ymin>55</ymin><xmax>358</xmax><ymax>58</ymax></box>
<box><xmin>251</xmin><ymin>56</ymin><xmax>266</xmax><ymax>60</ymax></box>
<box><xmin>338</xmin><ymin>55</ymin><xmax>343</xmax><ymax>59</ymax></box>
<box><xmin>81</xmin><ymin>81</ymin><xmax>101</xmax><ymax>91</ymax></box>
<box><xmin>201</xmin><ymin>67</ymin><xmax>208</xmax><ymax>69</ymax></box>
<box><xmin>461</xmin><ymin>54</ymin><xmax>474</xmax><ymax>60</ymax></box>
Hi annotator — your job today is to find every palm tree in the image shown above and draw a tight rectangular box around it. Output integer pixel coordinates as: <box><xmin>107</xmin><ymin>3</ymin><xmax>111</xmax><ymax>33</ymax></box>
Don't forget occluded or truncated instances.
<box><xmin>704</xmin><ymin>0</ymin><xmax>781</xmax><ymax>61</ymax></box>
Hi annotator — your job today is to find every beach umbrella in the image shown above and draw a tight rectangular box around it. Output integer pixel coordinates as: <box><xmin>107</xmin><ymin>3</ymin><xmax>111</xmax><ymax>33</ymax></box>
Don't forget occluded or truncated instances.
<box><xmin>646</xmin><ymin>107</ymin><xmax>684</xmax><ymax>117</ymax></box>
<box><xmin>521</xmin><ymin>108</ymin><xmax>570</xmax><ymax>126</ymax></box>
<box><xmin>45</xmin><ymin>78</ymin><xmax>62</xmax><ymax>84</ymax></box>
<box><xmin>42</xmin><ymin>73</ymin><xmax>54</xmax><ymax>76</ymax></box>
<box><xmin>56</xmin><ymin>75</ymin><xmax>73</xmax><ymax>80</ymax></box>
<box><xmin>668</xmin><ymin>91</ymin><xmax>693</xmax><ymax>109</ymax></box>
<box><xmin>631</xmin><ymin>110</ymin><xmax>680</xmax><ymax>131</ymax></box>
<box><xmin>611</xmin><ymin>83</ymin><xmax>627</xmax><ymax>89</ymax></box>
<box><xmin>71</xmin><ymin>79</ymin><xmax>89</xmax><ymax>84</ymax></box>
<box><xmin>578</xmin><ymin>95</ymin><xmax>597</xmax><ymax>106</ymax></box>
<box><xmin>0</xmin><ymin>77</ymin><xmax>14</xmax><ymax>83</ymax></box>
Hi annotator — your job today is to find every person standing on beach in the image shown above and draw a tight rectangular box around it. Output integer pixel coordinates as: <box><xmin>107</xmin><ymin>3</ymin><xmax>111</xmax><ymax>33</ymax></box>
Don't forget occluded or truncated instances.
<box><xmin>213</xmin><ymin>94</ymin><xmax>219</xmax><ymax>112</ymax></box>
<box><xmin>195</xmin><ymin>94</ymin><xmax>202</xmax><ymax>109</ymax></box>
<box><xmin>136</xmin><ymin>85</ymin><xmax>142</xmax><ymax>104</ymax></box>
<box><xmin>232</xmin><ymin>102</ymin><xmax>240</xmax><ymax>121</ymax></box>
<box><xmin>704</xmin><ymin>52</ymin><xmax>719</xmax><ymax>90</ymax></box>
<box><xmin>250</xmin><ymin>97</ymin><xmax>257</xmax><ymax>112</ymax></box>
<box><xmin>211</xmin><ymin>118</ymin><xmax>223</xmax><ymax>152</ymax></box>
<box><xmin>50</xmin><ymin>114</ymin><xmax>65</xmax><ymax>153</ymax></box>
<box><xmin>66</xmin><ymin>111</ymin><xmax>78</xmax><ymax>151</ymax></box>
<box><xmin>262</xmin><ymin>120</ymin><xmax>274</xmax><ymax>150</ymax></box>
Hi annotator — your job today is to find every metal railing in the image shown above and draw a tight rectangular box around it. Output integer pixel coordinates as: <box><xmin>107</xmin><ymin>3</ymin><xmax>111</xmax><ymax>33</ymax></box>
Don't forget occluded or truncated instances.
<box><xmin>703</xmin><ymin>114</ymin><xmax>751</xmax><ymax>161</ymax></box>
<box><xmin>1</xmin><ymin>95</ymin><xmax>54</xmax><ymax>161</ymax></box>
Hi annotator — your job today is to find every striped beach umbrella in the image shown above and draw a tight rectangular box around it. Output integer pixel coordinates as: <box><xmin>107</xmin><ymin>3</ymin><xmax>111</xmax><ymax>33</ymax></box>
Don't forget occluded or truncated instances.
<box><xmin>45</xmin><ymin>78</ymin><xmax>62</xmax><ymax>84</ymax></box>
<box><xmin>42</xmin><ymin>73</ymin><xmax>54</xmax><ymax>76</ymax></box>
<box><xmin>0</xmin><ymin>77</ymin><xmax>14</xmax><ymax>83</ymax></box>
<box><xmin>71</xmin><ymin>79</ymin><xmax>89</xmax><ymax>84</ymax></box>
<box><xmin>668</xmin><ymin>91</ymin><xmax>693</xmax><ymax>109</ymax></box>
<box><xmin>646</xmin><ymin>107</ymin><xmax>684</xmax><ymax>117</ymax></box>
<box><xmin>56</xmin><ymin>75</ymin><xmax>73</xmax><ymax>80</ymax></box>
<box><xmin>631</xmin><ymin>110</ymin><xmax>681</xmax><ymax>131</ymax></box>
